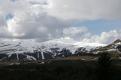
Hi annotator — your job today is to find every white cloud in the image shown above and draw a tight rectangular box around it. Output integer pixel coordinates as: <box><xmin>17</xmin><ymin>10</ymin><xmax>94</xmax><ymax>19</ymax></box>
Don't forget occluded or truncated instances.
<box><xmin>47</xmin><ymin>29</ymin><xmax>121</xmax><ymax>45</ymax></box>
<box><xmin>0</xmin><ymin>27</ymin><xmax>12</xmax><ymax>38</ymax></box>
<box><xmin>0</xmin><ymin>0</ymin><xmax>121</xmax><ymax>44</ymax></box>
<box><xmin>0</xmin><ymin>0</ymin><xmax>70</xmax><ymax>41</ymax></box>
<box><xmin>62</xmin><ymin>27</ymin><xmax>121</xmax><ymax>44</ymax></box>
<box><xmin>81</xmin><ymin>30</ymin><xmax>121</xmax><ymax>44</ymax></box>
<box><xmin>63</xmin><ymin>27</ymin><xmax>88</xmax><ymax>36</ymax></box>
<box><xmin>63</xmin><ymin>27</ymin><xmax>89</xmax><ymax>40</ymax></box>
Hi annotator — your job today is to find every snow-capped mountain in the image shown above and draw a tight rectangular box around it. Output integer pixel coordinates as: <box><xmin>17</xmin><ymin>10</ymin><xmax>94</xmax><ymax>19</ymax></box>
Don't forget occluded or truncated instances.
<box><xmin>0</xmin><ymin>39</ymin><xmax>106</xmax><ymax>61</ymax></box>
<box><xmin>93</xmin><ymin>39</ymin><xmax>121</xmax><ymax>54</ymax></box>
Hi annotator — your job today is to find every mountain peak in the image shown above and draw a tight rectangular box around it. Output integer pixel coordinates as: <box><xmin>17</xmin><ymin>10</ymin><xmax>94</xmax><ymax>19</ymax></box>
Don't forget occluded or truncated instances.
<box><xmin>113</xmin><ymin>39</ymin><xmax>121</xmax><ymax>44</ymax></box>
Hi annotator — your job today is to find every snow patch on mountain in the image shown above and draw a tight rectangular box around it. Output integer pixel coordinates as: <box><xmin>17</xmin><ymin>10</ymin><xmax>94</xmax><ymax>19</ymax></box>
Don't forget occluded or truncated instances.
<box><xmin>0</xmin><ymin>38</ymin><xmax>106</xmax><ymax>55</ymax></box>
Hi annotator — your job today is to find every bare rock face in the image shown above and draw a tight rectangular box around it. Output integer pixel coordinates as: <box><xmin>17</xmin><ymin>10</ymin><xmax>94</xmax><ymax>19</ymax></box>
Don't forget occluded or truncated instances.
<box><xmin>117</xmin><ymin>45</ymin><xmax>121</xmax><ymax>52</ymax></box>
<box><xmin>113</xmin><ymin>39</ymin><xmax>121</xmax><ymax>44</ymax></box>
<box><xmin>113</xmin><ymin>39</ymin><xmax>121</xmax><ymax>52</ymax></box>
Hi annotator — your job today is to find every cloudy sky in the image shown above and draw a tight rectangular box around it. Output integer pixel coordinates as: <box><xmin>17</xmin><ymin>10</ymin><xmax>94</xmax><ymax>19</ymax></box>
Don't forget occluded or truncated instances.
<box><xmin>0</xmin><ymin>0</ymin><xmax>121</xmax><ymax>44</ymax></box>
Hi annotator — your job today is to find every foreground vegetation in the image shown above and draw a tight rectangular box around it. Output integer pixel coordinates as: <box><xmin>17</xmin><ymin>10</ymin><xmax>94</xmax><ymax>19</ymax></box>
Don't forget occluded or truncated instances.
<box><xmin>0</xmin><ymin>52</ymin><xmax>121</xmax><ymax>80</ymax></box>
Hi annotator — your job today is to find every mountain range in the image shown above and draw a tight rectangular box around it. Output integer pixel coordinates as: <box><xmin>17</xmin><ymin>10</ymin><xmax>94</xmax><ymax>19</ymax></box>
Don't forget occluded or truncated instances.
<box><xmin>0</xmin><ymin>39</ymin><xmax>121</xmax><ymax>62</ymax></box>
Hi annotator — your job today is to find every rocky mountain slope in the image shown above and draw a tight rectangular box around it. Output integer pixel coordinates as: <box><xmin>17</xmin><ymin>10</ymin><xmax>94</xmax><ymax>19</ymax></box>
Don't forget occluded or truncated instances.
<box><xmin>93</xmin><ymin>39</ymin><xmax>121</xmax><ymax>54</ymax></box>
<box><xmin>0</xmin><ymin>39</ymin><xmax>120</xmax><ymax>61</ymax></box>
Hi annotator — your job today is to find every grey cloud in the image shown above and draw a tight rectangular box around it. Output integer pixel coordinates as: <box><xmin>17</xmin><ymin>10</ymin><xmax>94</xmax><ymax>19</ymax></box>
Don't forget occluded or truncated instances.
<box><xmin>0</xmin><ymin>0</ymin><xmax>69</xmax><ymax>41</ymax></box>
<box><xmin>47</xmin><ymin>0</ymin><xmax>121</xmax><ymax>20</ymax></box>
<box><xmin>0</xmin><ymin>0</ymin><xmax>121</xmax><ymax>44</ymax></box>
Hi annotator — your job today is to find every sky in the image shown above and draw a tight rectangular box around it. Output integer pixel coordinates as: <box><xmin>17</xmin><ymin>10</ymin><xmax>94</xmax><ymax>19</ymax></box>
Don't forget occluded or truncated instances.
<box><xmin>0</xmin><ymin>0</ymin><xmax>121</xmax><ymax>44</ymax></box>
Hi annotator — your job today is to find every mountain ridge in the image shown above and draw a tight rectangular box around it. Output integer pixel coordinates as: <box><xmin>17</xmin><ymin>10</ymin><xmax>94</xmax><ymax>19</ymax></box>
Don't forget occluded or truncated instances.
<box><xmin>0</xmin><ymin>39</ymin><xmax>120</xmax><ymax>62</ymax></box>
